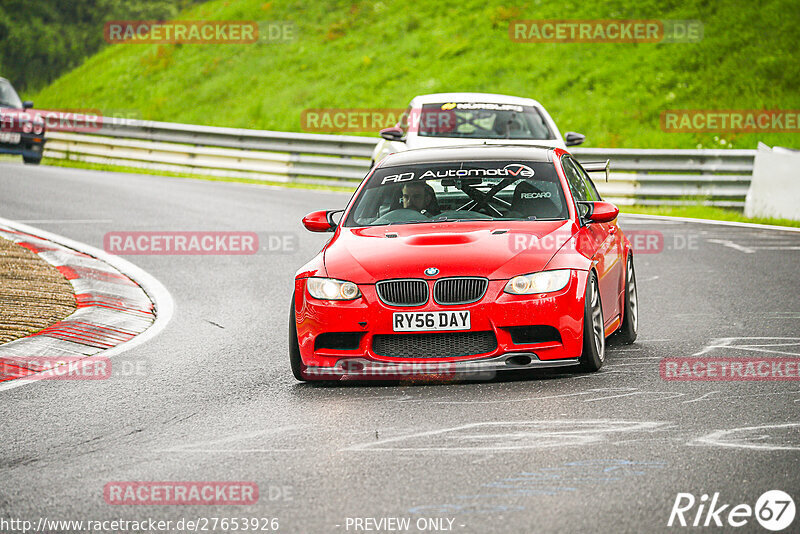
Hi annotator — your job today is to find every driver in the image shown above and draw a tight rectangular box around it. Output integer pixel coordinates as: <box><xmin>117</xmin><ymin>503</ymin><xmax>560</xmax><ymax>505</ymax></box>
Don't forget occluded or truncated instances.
<box><xmin>401</xmin><ymin>181</ymin><xmax>440</xmax><ymax>215</ymax></box>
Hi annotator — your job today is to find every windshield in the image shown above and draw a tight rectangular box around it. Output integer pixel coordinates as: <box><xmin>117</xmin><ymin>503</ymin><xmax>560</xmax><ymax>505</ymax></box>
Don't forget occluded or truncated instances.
<box><xmin>415</xmin><ymin>102</ymin><xmax>554</xmax><ymax>140</ymax></box>
<box><xmin>0</xmin><ymin>80</ymin><xmax>23</xmax><ymax>109</ymax></box>
<box><xmin>344</xmin><ymin>160</ymin><xmax>569</xmax><ymax>227</ymax></box>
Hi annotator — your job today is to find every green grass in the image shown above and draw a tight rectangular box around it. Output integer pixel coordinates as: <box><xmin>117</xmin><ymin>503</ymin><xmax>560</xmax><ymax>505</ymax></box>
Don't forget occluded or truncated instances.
<box><xmin>28</xmin><ymin>0</ymin><xmax>800</xmax><ymax>149</ymax></box>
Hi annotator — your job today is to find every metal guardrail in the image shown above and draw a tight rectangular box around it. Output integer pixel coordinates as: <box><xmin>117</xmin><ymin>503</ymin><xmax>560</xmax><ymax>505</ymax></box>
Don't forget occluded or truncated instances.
<box><xmin>43</xmin><ymin>118</ymin><xmax>756</xmax><ymax>206</ymax></box>
<box><xmin>571</xmin><ymin>147</ymin><xmax>754</xmax><ymax>207</ymax></box>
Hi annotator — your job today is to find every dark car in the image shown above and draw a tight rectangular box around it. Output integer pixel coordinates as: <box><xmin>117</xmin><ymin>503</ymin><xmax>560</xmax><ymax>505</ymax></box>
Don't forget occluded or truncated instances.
<box><xmin>0</xmin><ymin>77</ymin><xmax>45</xmax><ymax>164</ymax></box>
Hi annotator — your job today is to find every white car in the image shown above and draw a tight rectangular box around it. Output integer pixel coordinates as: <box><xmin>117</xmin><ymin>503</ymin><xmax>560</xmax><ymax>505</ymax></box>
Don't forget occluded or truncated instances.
<box><xmin>371</xmin><ymin>92</ymin><xmax>585</xmax><ymax>167</ymax></box>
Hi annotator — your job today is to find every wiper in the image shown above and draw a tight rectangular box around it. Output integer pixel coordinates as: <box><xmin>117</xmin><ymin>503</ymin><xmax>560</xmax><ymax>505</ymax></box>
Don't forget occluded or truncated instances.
<box><xmin>430</xmin><ymin>216</ymin><xmax>494</xmax><ymax>223</ymax></box>
<box><xmin>430</xmin><ymin>215</ymin><xmax>475</xmax><ymax>223</ymax></box>
<box><xmin>373</xmin><ymin>216</ymin><xmax>503</xmax><ymax>226</ymax></box>
<box><xmin>379</xmin><ymin>220</ymin><xmax>433</xmax><ymax>226</ymax></box>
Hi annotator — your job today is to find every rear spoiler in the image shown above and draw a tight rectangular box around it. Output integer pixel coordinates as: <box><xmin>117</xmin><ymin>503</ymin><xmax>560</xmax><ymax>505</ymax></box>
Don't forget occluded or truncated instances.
<box><xmin>581</xmin><ymin>160</ymin><xmax>610</xmax><ymax>182</ymax></box>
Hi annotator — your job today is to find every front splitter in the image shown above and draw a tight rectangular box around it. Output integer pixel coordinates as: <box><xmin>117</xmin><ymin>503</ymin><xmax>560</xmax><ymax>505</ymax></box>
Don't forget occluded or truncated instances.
<box><xmin>304</xmin><ymin>353</ymin><xmax>579</xmax><ymax>380</ymax></box>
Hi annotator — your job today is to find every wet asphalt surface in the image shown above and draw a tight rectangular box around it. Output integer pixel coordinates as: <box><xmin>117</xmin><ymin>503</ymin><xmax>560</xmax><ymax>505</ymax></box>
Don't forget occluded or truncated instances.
<box><xmin>1</xmin><ymin>161</ymin><xmax>799</xmax><ymax>533</ymax></box>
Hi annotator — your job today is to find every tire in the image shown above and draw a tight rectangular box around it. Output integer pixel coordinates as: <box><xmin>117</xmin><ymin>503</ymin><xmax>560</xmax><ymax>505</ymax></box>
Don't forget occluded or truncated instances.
<box><xmin>288</xmin><ymin>292</ymin><xmax>307</xmax><ymax>381</ymax></box>
<box><xmin>579</xmin><ymin>271</ymin><xmax>605</xmax><ymax>371</ymax></box>
<box><xmin>23</xmin><ymin>155</ymin><xmax>42</xmax><ymax>165</ymax></box>
<box><xmin>615</xmin><ymin>254</ymin><xmax>638</xmax><ymax>344</ymax></box>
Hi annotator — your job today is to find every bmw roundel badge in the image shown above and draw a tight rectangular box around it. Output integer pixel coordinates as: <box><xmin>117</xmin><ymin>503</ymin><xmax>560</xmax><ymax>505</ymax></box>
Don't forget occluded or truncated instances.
<box><xmin>424</xmin><ymin>267</ymin><xmax>439</xmax><ymax>276</ymax></box>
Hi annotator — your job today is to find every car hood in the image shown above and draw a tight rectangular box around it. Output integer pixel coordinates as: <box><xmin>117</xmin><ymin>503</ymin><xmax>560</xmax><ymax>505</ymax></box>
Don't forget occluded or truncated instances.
<box><xmin>323</xmin><ymin>220</ymin><xmax>576</xmax><ymax>283</ymax></box>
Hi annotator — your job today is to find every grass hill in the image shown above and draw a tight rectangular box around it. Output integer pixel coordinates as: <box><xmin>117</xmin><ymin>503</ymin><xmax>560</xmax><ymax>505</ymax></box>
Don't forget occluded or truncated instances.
<box><xmin>30</xmin><ymin>0</ymin><xmax>800</xmax><ymax>149</ymax></box>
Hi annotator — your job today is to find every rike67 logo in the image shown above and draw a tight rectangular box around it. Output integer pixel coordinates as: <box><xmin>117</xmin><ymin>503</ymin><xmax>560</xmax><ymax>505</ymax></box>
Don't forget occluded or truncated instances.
<box><xmin>668</xmin><ymin>490</ymin><xmax>795</xmax><ymax>531</ymax></box>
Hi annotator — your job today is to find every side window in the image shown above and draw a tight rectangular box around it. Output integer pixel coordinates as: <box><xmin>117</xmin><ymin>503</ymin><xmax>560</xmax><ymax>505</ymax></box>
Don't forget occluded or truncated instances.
<box><xmin>561</xmin><ymin>157</ymin><xmax>588</xmax><ymax>202</ymax></box>
<box><xmin>529</xmin><ymin>107</ymin><xmax>554</xmax><ymax>139</ymax></box>
<box><xmin>574</xmin><ymin>161</ymin><xmax>602</xmax><ymax>201</ymax></box>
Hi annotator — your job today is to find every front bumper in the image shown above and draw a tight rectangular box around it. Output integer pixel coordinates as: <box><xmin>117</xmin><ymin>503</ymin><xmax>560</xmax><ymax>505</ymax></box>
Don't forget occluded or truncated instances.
<box><xmin>0</xmin><ymin>133</ymin><xmax>45</xmax><ymax>159</ymax></box>
<box><xmin>294</xmin><ymin>270</ymin><xmax>589</xmax><ymax>379</ymax></box>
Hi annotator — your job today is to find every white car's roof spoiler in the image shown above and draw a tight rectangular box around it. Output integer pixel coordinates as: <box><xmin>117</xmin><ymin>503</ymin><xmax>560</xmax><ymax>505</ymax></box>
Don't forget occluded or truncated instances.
<box><xmin>581</xmin><ymin>160</ymin><xmax>610</xmax><ymax>182</ymax></box>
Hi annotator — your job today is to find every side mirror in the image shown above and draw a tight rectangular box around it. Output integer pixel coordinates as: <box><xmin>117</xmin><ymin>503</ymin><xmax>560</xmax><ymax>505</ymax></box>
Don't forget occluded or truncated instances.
<box><xmin>302</xmin><ymin>210</ymin><xmax>342</xmax><ymax>232</ymax></box>
<box><xmin>380</xmin><ymin>126</ymin><xmax>404</xmax><ymax>142</ymax></box>
<box><xmin>564</xmin><ymin>131</ymin><xmax>585</xmax><ymax>146</ymax></box>
<box><xmin>22</xmin><ymin>101</ymin><xmax>34</xmax><ymax>109</ymax></box>
<box><xmin>579</xmin><ymin>201</ymin><xmax>619</xmax><ymax>223</ymax></box>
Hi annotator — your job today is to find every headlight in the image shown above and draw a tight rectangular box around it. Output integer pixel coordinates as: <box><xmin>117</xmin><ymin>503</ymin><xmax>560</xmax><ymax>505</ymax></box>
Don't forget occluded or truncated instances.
<box><xmin>22</xmin><ymin>120</ymin><xmax>33</xmax><ymax>134</ymax></box>
<box><xmin>33</xmin><ymin>116</ymin><xmax>44</xmax><ymax>135</ymax></box>
<box><xmin>306</xmin><ymin>277</ymin><xmax>361</xmax><ymax>300</ymax></box>
<box><xmin>504</xmin><ymin>269</ymin><xmax>571</xmax><ymax>295</ymax></box>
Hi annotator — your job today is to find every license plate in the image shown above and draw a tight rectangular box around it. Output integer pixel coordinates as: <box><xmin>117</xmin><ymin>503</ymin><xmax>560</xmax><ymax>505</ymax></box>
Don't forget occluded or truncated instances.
<box><xmin>393</xmin><ymin>310</ymin><xmax>471</xmax><ymax>332</ymax></box>
<box><xmin>0</xmin><ymin>132</ymin><xmax>21</xmax><ymax>144</ymax></box>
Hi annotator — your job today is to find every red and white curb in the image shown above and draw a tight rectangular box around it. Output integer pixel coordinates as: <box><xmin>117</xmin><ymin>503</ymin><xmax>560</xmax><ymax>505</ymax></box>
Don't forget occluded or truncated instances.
<box><xmin>0</xmin><ymin>217</ymin><xmax>173</xmax><ymax>391</ymax></box>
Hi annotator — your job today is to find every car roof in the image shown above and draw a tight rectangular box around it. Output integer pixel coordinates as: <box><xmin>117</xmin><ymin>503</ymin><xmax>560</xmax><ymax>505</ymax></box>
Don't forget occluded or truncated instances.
<box><xmin>409</xmin><ymin>92</ymin><xmax>545</xmax><ymax>108</ymax></box>
<box><xmin>379</xmin><ymin>144</ymin><xmax>556</xmax><ymax>167</ymax></box>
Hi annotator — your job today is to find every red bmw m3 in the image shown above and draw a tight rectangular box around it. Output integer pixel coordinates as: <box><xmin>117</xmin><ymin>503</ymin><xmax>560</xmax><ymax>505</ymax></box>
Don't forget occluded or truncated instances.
<box><xmin>290</xmin><ymin>145</ymin><xmax>638</xmax><ymax>381</ymax></box>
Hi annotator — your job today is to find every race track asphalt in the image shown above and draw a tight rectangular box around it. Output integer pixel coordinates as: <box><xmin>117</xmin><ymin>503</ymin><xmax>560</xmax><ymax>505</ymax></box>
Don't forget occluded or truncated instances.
<box><xmin>1</xmin><ymin>161</ymin><xmax>798</xmax><ymax>533</ymax></box>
